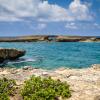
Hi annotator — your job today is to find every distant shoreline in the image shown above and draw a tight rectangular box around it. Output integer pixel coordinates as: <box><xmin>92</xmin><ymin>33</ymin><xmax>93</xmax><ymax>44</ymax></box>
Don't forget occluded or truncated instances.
<box><xmin>0</xmin><ymin>35</ymin><xmax>100</xmax><ymax>42</ymax></box>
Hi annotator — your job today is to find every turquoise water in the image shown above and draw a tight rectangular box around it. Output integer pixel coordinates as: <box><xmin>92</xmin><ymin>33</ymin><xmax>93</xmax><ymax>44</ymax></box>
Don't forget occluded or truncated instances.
<box><xmin>0</xmin><ymin>42</ymin><xmax>100</xmax><ymax>69</ymax></box>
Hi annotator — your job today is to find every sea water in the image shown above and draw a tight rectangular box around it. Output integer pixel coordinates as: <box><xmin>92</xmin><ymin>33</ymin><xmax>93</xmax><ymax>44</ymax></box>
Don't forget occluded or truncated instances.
<box><xmin>0</xmin><ymin>42</ymin><xmax>100</xmax><ymax>69</ymax></box>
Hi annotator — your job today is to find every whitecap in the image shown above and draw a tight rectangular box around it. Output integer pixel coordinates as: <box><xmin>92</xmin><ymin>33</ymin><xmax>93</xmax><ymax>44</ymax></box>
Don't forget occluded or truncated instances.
<box><xmin>7</xmin><ymin>57</ymin><xmax>36</xmax><ymax>64</ymax></box>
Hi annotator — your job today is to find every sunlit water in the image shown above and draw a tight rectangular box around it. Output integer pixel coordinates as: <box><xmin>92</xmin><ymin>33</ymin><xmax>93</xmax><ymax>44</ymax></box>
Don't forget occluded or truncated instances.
<box><xmin>0</xmin><ymin>42</ymin><xmax>100</xmax><ymax>69</ymax></box>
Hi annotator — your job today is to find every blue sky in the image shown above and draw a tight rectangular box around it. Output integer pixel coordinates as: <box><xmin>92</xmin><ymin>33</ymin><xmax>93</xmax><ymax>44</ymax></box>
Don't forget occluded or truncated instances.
<box><xmin>0</xmin><ymin>0</ymin><xmax>100</xmax><ymax>36</ymax></box>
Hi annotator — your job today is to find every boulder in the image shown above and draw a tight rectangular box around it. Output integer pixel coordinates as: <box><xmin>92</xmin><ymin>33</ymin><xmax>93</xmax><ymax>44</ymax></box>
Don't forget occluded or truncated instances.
<box><xmin>22</xmin><ymin>66</ymin><xmax>33</xmax><ymax>70</ymax></box>
<box><xmin>0</xmin><ymin>48</ymin><xmax>26</xmax><ymax>64</ymax></box>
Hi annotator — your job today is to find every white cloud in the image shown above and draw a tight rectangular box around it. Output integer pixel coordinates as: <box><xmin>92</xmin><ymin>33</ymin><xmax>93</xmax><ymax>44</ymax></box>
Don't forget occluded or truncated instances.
<box><xmin>69</xmin><ymin>0</ymin><xmax>92</xmax><ymax>21</ymax></box>
<box><xmin>39</xmin><ymin>0</ymin><xmax>93</xmax><ymax>22</ymax></box>
<box><xmin>37</xmin><ymin>23</ymin><xmax>46</xmax><ymax>30</ymax></box>
<box><xmin>81</xmin><ymin>23</ymin><xmax>100</xmax><ymax>29</ymax></box>
<box><xmin>38</xmin><ymin>1</ymin><xmax>74</xmax><ymax>22</ymax></box>
<box><xmin>65</xmin><ymin>22</ymin><xmax>100</xmax><ymax>30</ymax></box>
<box><xmin>0</xmin><ymin>16</ymin><xmax>21</xmax><ymax>21</ymax></box>
<box><xmin>93</xmin><ymin>23</ymin><xmax>100</xmax><ymax>29</ymax></box>
<box><xmin>26</xmin><ymin>22</ymin><xmax>46</xmax><ymax>30</ymax></box>
<box><xmin>0</xmin><ymin>0</ymin><xmax>93</xmax><ymax>22</ymax></box>
<box><xmin>0</xmin><ymin>0</ymin><xmax>39</xmax><ymax>21</ymax></box>
<box><xmin>65</xmin><ymin>22</ymin><xmax>78</xmax><ymax>29</ymax></box>
<box><xmin>0</xmin><ymin>0</ymin><xmax>39</xmax><ymax>17</ymax></box>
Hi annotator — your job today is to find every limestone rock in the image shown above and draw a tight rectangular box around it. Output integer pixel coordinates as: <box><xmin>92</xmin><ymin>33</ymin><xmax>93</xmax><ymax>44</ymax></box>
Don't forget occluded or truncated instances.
<box><xmin>0</xmin><ymin>48</ymin><xmax>25</xmax><ymax>64</ymax></box>
<box><xmin>22</xmin><ymin>66</ymin><xmax>33</xmax><ymax>70</ymax></box>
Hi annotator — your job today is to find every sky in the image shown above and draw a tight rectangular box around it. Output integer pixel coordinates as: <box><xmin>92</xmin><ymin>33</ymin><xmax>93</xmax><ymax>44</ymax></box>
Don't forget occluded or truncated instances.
<box><xmin>0</xmin><ymin>0</ymin><xmax>100</xmax><ymax>36</ymax></box>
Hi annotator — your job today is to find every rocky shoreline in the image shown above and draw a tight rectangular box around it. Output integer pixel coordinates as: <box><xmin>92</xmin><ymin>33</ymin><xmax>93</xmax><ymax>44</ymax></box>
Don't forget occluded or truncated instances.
<box><xmin>0</xmin><ymin>64</ymin><xmax>100</xmax><ymax>100</ymax></box>
<box><xmin>0</xmin><ymin>35</ymin><xmax>100</xmax><ymax>42</ymax></box>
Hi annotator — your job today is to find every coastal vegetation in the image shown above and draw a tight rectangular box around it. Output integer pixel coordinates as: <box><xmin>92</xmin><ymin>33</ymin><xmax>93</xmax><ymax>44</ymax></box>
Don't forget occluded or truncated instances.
<box><xmin>21</xmin><ymin>76</ymin><xmax>71</xmax><ymax>100</ymax></box>
<box><xmin>0</xmin><ymin>64</ymin><xmax>100</xmax><ymax>99</ymax></box>
<box><xmin>0</xmin><ymin>76</ymin><xmax>71</xmax><ymax>100</ymax></box>
<box><xmin>0</xmin><ymin>78</ymin><xmax>16</xmax><ymax>100</ymax></box>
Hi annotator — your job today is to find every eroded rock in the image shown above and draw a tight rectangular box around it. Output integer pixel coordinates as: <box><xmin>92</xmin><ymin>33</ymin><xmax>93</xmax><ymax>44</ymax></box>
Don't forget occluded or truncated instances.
<box><xmin>0</xmin><ymin>48</ymin><xmax>25</xmax><ymax>64</ymax></box>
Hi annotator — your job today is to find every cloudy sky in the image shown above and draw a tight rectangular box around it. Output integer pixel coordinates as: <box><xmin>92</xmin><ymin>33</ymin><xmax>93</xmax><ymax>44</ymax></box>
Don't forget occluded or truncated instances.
<box><xmin>0</xmin><ymin>0</ymin><xmax>100</xmax><ymax>36</ymax></box>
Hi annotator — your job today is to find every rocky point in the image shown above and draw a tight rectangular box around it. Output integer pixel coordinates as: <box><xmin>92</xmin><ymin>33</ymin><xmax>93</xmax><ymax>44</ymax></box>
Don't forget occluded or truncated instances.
<box><xmin>0</xmin><ymin>48</ymin><xmax>26</xmax><ymax>64</ymax></box>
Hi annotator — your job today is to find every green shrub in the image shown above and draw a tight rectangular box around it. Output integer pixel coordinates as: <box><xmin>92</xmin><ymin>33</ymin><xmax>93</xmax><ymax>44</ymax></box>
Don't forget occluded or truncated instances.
<box><xmin>0</xmin><ymin>78</ymin><xmax>16</xmax><ymax>100</ymax></box>
<box><xmin>0</xmin><ymin>93</ymin><xmax>10</xmax><ymax>100</ymax></box>
<box><xmin>21</xmin><ymin>76</ymin><xmax>71</xmax><ymax>100</ymax></box>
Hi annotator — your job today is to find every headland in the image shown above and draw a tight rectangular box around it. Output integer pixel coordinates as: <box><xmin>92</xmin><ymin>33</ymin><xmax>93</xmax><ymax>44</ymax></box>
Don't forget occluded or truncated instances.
<box><xmin>0</xmin><ymin>35</ymin><xmax>99</xmax><ymax>42</ymax></box>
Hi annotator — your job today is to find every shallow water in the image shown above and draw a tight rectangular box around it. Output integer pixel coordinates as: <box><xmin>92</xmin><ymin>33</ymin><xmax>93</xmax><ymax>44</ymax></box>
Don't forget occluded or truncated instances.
<box><xmin>0</xmin><ymin>42</ymin><xmax>100</xmax><ymax>69</ymax></box>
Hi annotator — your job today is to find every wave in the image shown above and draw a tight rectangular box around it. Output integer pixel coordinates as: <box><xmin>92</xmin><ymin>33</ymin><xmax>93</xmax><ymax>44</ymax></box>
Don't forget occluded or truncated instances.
<box><xmin>7</xmin><ymin>58</ymin><xmax>36</xmax><ymax>64</ymax></box>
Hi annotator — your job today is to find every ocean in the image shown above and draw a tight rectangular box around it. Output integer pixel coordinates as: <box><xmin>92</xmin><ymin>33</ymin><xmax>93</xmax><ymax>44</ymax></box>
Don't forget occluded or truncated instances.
<box><xmin>0</xmin><ymin>42</ymin><xmax>100</xmax><ymax>69</ymax></box>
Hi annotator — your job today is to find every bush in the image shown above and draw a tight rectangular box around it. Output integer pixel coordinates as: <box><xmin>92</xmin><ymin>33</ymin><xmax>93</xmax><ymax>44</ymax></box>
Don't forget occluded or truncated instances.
<box><xmin>21</xmin><ymin>76</ymin><xmax>71</xmax><ymax>100</ymax></box>
<box><xmin>0</xmin><ymin>78</ymin><xmax>16</xmax><ymax>100</ymax></box>
<box><xmin>0</xmin><ymin>93</ymin><xmax>10</xmax><ymax>100</ymax></box>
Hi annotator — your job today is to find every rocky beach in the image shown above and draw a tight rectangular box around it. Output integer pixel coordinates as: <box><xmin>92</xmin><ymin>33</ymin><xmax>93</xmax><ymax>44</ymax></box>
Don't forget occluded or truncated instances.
<box><xmin>0</xmin><ymin>46</ymin><xmax>99</xmax><ymax>100</ymax></box>
<box><xmin>0</xmin><ymin>64</ymin><xmax>100</xmax><ymax>100</ymax></box>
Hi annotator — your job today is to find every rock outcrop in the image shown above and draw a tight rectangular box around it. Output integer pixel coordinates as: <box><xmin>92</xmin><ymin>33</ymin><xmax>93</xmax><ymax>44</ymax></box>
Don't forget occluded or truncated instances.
<box><xmin>56</xmin><ymin>36</ymin><xmax>100</xmax><ymax>42</ymax></box>
<box><xmin>0</xmin><ymin>35</ymin><xmax>49</xmax><ymax>42</ymax></box>
<box><xmin>56</xmin><ymin>36</ymin><xmax>82</xmax><ymax>42</ymax></box>
<box><xmin>0</xmin><ymin>48</ymin><xmax>26</xmax><ymax>64</ymax></box>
